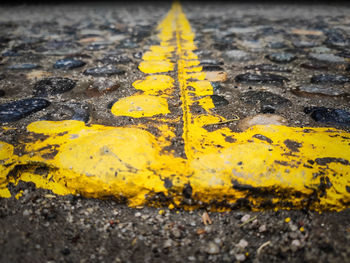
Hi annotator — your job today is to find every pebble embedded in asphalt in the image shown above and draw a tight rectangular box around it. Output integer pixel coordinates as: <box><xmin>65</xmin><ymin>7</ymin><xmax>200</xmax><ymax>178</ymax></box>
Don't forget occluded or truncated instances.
<box><xmin>235</xmin><ymin>73</ymin><xmax>289</xmax><ymax>85</ymax></box>
<box><xmin>83</xmin><ymin>66</ymin><xmax>125</xmax><ymax>76</ymax></box>
<box><xmin>1</xmin><ymin>3</ymin><xmax>350</xmax><ymax>263</ymax></box>
<box><xmin>0</xmin><ymin>98</ymin><xmax>50</xmax><ymax>122</ymax></box>
<box><xmin>265</xmin><ymin>52</ymin><xmax>296</xmax><ymax>63</ymax></box>
<box><xmin>34</xmin><ymin>77</ymin><xmax>76</xmax><ymax>96</ymax></box>
<box><xmin>53</xmin><ymin>58</ymin><xmax>86</xmax><ymax>69</ymax></box>
<box><xmin>310</xmin><ymin>74</ymin><xmax>349</xmax><ymax>85</ymax></box>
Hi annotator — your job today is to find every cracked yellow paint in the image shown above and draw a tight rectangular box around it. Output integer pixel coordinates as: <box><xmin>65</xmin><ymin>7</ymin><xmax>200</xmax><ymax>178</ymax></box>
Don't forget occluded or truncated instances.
<box><xmin>1</xmin><ymin>2</ymin><xmax>350</xmax><ymax>211</ymax></box>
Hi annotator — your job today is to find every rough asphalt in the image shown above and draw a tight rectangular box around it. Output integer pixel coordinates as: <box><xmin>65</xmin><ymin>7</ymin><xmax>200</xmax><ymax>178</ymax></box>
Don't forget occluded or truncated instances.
<box><xmin>1</xmin><ymin>2</ymin><xmax>350</xmax><ymax>262</ymax></box>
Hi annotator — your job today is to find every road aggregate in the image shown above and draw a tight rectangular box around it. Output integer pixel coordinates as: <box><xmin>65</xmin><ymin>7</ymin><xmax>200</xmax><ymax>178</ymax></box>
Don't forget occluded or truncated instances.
<box><xmin>1</xmin><ymin>2</ymin><xmax>350</xmax><ymax>262</ymax></box>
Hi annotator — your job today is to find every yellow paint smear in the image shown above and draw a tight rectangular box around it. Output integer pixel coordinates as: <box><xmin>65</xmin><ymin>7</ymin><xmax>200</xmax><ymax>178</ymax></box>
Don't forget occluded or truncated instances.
<box><xmin>111</xmin><ymin>95</ymin><xmax>170</xmax><ymax>117</ymax></box>
<box><xmin>133</xmin><ymin>75</ymin><xmax>174</xmax><ymax>95</ymax></box>
<box><xmin>139</xmin><ymin>61</ymin><xmax>174</xmax><ymax>74</ymax></box>
<box><xmin>1</xmin><ymin>2</ymin><xmax>350</xmax><ymax>211</ymax></box>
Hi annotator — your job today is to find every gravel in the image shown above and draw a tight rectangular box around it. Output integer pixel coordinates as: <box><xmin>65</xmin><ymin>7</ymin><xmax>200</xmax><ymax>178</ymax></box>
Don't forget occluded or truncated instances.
<box><xmin>1</xmin><ymin>2</ymin><xmax>350</xmax><ymax>262</ymax></box>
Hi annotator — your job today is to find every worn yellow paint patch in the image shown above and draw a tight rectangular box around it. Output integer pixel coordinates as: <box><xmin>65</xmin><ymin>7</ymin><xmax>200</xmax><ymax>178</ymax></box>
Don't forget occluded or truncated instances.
<box><xmin>111</xmin><ymin>95</ymin><xmax>170</xmax><ymax>117</ymax></box>
<box><xmin>27</xmin><ymin>120</ymin><xmax>85</xmax><ymax>134</ymax></box>
<box><xmin>0</xmin><ymin>141</ymin><xmax>15</xmax><ymax>177</ymax></box>
<box><xmin>139</xmin><ymin>60</ymin><xmax>174</xmax><ymax>74</ymax></box>
<box><xmin>1</xmin><ymin>2</ymin><xmax>350</xmax><ymax>211</ymax></box>
<box><xmin>132</xmin><ymin>75</ymin><xmax>174</xmax><ymax>95</ymax></box>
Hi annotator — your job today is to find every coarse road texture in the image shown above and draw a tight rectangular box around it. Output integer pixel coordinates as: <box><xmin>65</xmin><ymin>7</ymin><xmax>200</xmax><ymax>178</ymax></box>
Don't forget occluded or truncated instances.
<box><xmin>1</xmin><ymin>2</ymin><xmax>350</xmax><ymax>211</ymax></box>
<box><xmin>1</xmin><ymin>1</ymin><xmax>350</xmax><ymax>262</ymax></box>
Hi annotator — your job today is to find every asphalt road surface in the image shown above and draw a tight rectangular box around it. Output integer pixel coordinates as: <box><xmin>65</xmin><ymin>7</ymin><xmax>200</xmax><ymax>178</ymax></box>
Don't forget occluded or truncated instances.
<box><xmin>1</xmin><ymin>2</ymin><xmax>350</xmax><ymax>262</ymax></box>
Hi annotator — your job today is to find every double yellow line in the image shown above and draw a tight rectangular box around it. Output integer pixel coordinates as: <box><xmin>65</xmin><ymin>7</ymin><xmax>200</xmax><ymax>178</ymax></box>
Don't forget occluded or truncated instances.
<box><xmin>1</xmin><ymin>2</ymin><xmax>350</xmax><ymax>211</ymax></box>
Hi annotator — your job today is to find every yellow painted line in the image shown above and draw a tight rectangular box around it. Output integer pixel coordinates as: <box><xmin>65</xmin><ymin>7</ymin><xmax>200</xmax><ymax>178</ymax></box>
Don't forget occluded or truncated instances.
<box><xmin>1</xmin><ymin>2</ymin><xmax>350</xmax><ymax>211</ymax></box>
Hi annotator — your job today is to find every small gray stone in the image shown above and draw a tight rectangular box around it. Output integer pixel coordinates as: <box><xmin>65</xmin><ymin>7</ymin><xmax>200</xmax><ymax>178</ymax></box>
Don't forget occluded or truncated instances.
<box><xmin>23</xmin><ymin>209</ymin><xmax>31</xmax><ymax>216</ymax></box>
<box><xmin>309</xmin><ymin>53</ymin><xmax>345</xmax><ymax>64</ymax></box>
<box><xmin>240</xmin><ymin>90</ymin><xmax>291</xmax><ymax>109</ymax></box>
<box><xmin>163</xmin><ymin>239</ymin><xmax>173</xmax><ymax>249</ymax></box>
<box><xmin>54</xmin><ymin>58</ymin><xmax>86</xmax><ymax>69</ymax></box>
<box><xmin>238</xmin><ymin>114</ymin><xmax>287</xmax><ymax>131</ymax></box>
<box><xmin>291</xmin><ymin>239</ymin><xmax>301</xmax><ymax>252</ymax></box>
<box><xmin>83</xmin><ymin>66</ymin><xmax>125</xmax><ymax>77</ymax></box>
<box><xmin>237</xmin><ymin>239</ymin><xmax>248</xmax><ymax>249</ymax></box>
<box><xmin>235</xmin><ymin>253</ymin><xmax>246</xmax><ymax>261</ymax></box>
<box><xmin>210</xmin><ymin>95</ymin><xmax>229</xmax><ymax>107</ymax></box>
<box><xmin>235</xmin><ymin>73</ymin><xmax>289</xmax><ymax>85</ymax></box>
<box><xmin>240</xmin><ymin>214</ymin><xmax>251</xmax><ymax>223</ymax></box>
<box><xmin>244</xmin><ymin>64</ymin><xmax>291</xmax><ymax>73</ymax></box>
<box><xmin>304</xmin><ymin>107</ymin><xmax>350</xmax><ymax>127</ymax></box>
<box><xmin>296</xmin><ymin>85</ymin><xmax>346</xmax><ymax>96</ymax></box>
<box><xmin>310</xmin><ymin>46</ymin><xmax>332</xmax><ymax>54</ymax></box>
<box><xmin>204</xmin><ymin>242</ymin><xmax>220</xmax><ymax>255</ymax></box>
<box><xmin>0</xmin><ymin>98</ymin><xmax>50</xmax><ymax>122</ymax></box>
<box><xmin>292</xmin><ymin>41</ymin><xmax>318</xmax><ymax>48</ymax></box>
<box><xmin>224</xmin><ymin>50</ymin><xmax>251</xmax><ymax>61</ymax></box>
<box><xmin>100</xmin><ymin>54</ymin><xmax>131</xmax><ymax>64</ymax></box>
<box><xmin>171</xmin><ymin>228</ymin><xmax>181</xmax><ymax>239</ymax></box>
<box><xmin>7</xmin><ymin>63</ymin><xmax>39</xmax><ymax>70</ymax></box>
<box><xmin>228</xmin><ymin>27</ymin><xmax>256</xmax><ymax>34</ymax></box>
<box><xmin>34</xmin><ymin>77</ymin><xmax>76</xmax><ymax>96</ymax></box>
<box><xmin>259</xmin><ymin>224</ymin><xmax>267</xmax><ymax>233</ymax></box>
<box><xmin>266</xmin><ymin>53</ymin><xmax>296</xmax><ymax>63</ymax></box>
<box><xmin>311</xmin><ymin>74</ymin><xmax>349</xmax><ymax>85</ymax></box>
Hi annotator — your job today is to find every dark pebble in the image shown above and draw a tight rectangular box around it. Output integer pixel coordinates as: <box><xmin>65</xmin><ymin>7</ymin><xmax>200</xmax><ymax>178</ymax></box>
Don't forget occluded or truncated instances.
<box><xmin>7</xmin><ymin>63</ymin><xmax>39</xmax><ymax>70</ymax></box>
<box><xmin>100</xmin><ymin>54</ymin><xmax>131</xmax><ymax>64</ymax></box>
<box><xmin>304</xmin><ymin>107</ymin><xmax>350</xmax><ymax>127</ymax></box>
<box><xmin>267</xmin><ymin>42</ymin><xmax>287</xmax><ymax>49</ymax></box>
<box><xmin>300</xmin><ymin>62</ymin><xmax>328</xmax><ymax>71</ymax></box>
<box><xmin>240</xmin><ymin>90</ymin><xmax>291</xmax><ymax>110</ymax></box>
<box><xmin>53</xmin><ymin>58</ymin><xmax>86</xmax><ymax>70</ymax></box>
<box><xmin>324</xmin><ymin>30</ymin><xmax>349</xmax><ymax>48</ymax></box>
<box><xmin>69</xmin><ymin>103</ymin><xmax>90</xmax><ymax>123</ymax></box>
<box><xmin>34</xmin><ymin>77</ymin><xmax>76</xmax><ymax>97</ymax></box>
<box><xmin>261</xmin><ymin>105</ymin><xmax>276</xmax><ymax>114</ymax></box>
<box><xmin>199</xmin><ymin>59</ymin><xmax>223</xmax><ymax>66</ymax></box>
<box><xmin>132</xmin><ymin>25</ymin><xmax>152</xmax><ymax>42</ymax></box>
<box><xmin>60</xmin><ymin>248</ymin><xmax>71</xmax><ymax>256</ymax></box>
<box><xmin>193</xmin><ymin>50</ymin><xmax>212</xmax><ymax>57</ymax></box>
<box><xmin>41</xmin><ymin>103</ymin><xmax>90</xmax><ymax>123</ymax></box>
<box><xmin>211</xmin><ymin>82</ymin><xmax>224</xmax><ymax>92</ymax></box>
<box><xmin>39</xmin><ymin>40</ymin><xmax>79</xmax><ymax>51</ymax></box>
<box><xmin>0</xmin><ymin>90</ymin><xmax>5</xmax><ymax>97</ymax></box>
<box><xmin>294</xmin><ymin>85</ymin><xmax>346</xmax><ymax>96</ymax></box>
<box><xmin>309</xmin><ymin>53</ymin><xmax>345</xmax><ymax>64</ymax></box>
<box><xmin>244</xmin><ymin>63</ymin><xmax>291</xmax><ymax>73</ymax></box>
<box><xmin>0</xmin><ymin>98</ymin><xmax>50</xmax><ymax>122</ymax></box>
<box><xmin>212</xmin><ymin>39</ymin><xmax>236</xmax><ymax>51</ymax></box>
<box><xmin>310</xmin><ymin>74</ymin><xmax>349</xmax><ymax>85</ymax></box>
<box><xmin>210</xmin><ymin>95</ymin><xmax>229</xmax><ymax>107</ymax></box>
<box><xmin>83</xmin><ymin>66</ymin><xmax>125</xmax><ymax>77</ymax></box>
<box><xmin>265</xmin><ymin>53</ymin><xmax>296</xmax><ymax>63</ymax></box>
<box><xmin>235</xmin><ymin>73</ymin><xmax>289</xmax><ymax>85</ymax></box>
<box><xmin>336</xmin><ymin>50</ymin><xmax>350</xmax><ymax>58</ymax></box>
<box><xmin>202</xmin><ymin>65</ymin><xmax>224</xmax><ymax>71</ymax></box>
<box><xmin>2</xmin><ymin>50</ymin><xmax>21</xmax><ymax>57</ymax></box>
<box><xmin>133</xmin><ymin>51</ymin><xmax>143</xmax><ymax>59</ymax></box>
<box><xmin>292</xmin><ymin>41</ymin><xmax>318</xmax><ymax>48</ymax></box>
<box><xmin>42</xmin><ymin>104</ymin><xmax>74</xmax><ymax>121</ymax></box>
<box><xmin>0</xmin><ymin>36</ymin><xmax>10</xmax><ymax>44</ymax></box>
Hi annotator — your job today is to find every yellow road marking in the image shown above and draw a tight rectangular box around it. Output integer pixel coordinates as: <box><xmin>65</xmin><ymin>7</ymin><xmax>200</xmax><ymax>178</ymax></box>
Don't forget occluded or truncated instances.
<box><xmin>1</xmin><ymin>2</ymin><xmax>350</xmax><ymax>211</ymax></box>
